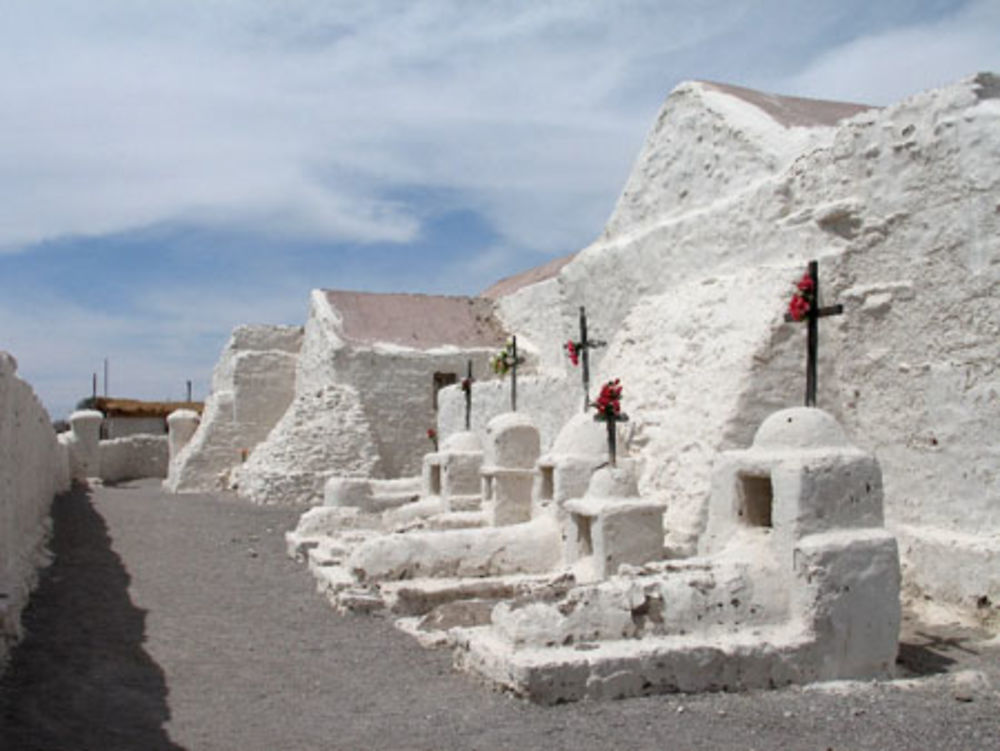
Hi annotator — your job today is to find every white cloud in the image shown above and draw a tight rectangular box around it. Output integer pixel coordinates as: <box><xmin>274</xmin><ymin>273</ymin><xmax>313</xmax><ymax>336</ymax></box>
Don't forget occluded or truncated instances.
<box><xmin>0</xmin><ymin>0</ymin><xmax>752</xmax><ymax>254</ymax></box>
<box><xmin>4</xmin><ymin>0</ymin><xmax>998</xmax><ymax>419</ymax></box>
<box><xmin>770</xmin><ymin>0</ymin><xmax>1000</xmax><ymax>104</ymax></box>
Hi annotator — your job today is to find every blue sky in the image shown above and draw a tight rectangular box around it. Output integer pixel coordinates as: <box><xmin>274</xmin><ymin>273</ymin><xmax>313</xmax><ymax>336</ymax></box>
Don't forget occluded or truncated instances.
<box><xmin>1</xmin><ymin>0</ymin><xmax>998</xmax><ymax>419</ymax></box>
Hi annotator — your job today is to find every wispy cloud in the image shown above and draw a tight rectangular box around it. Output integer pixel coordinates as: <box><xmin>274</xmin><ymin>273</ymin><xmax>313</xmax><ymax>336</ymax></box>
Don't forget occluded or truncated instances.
<box><xmin>768</xmin><ymin>0</ymin><xmax>1000</xmax><ymax>103</ymax></box>
<box><xmin>1</xmin><ymin>0</ymin><xmax>996</xmax><ymax>418</ymax></box>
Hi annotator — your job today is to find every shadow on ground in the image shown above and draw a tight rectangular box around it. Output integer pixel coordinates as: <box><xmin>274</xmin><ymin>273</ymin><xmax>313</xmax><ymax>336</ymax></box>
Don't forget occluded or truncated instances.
<box><xmin>0</xmin><ymin>485</ymin><xmax>183</xmax><ymax>751</ymax></box>
<box><xmin>896</xmin><ymin>625</ymin><xmax>982</xmax><ymax>678</ymax></box>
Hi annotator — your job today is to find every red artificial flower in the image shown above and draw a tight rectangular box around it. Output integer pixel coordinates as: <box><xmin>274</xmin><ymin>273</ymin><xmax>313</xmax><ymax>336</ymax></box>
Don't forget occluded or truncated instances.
<box><xmin>461</xmin><ymin>378</ymin><xmax>472</xmax><ymax>391</ymax></box>
<box><xmin>592</xmin><ymin>378</ymin><xmax>623</xmax><ymax>416</ymax></box>
<box><xmin>426</xmin><ymin>428</ymin><xmax>437</xmax><ymax>440</ymax></box>
<box><xmin>796</xmin><ymin>272</ymin><xmax>814</xmax><ymax>293</ymax></box>
<box><xmin>564</xmin><ymin>340</ymin><xmax>580</xmax><ymax>366</ymax></box>
<box><xmin>788</xmin><ymin>294</ymin><xmax>810</xmax><ymax>322</ymax></box>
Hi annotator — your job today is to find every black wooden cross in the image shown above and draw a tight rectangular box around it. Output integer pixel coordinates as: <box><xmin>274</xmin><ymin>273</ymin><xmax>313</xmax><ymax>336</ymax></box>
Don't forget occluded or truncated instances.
<box><xmin>784</xmin><ymin>260</ymin><xmax>844</xmax><ymax>407</ymax></box>
<box><xmin>594</xmin><ymin>409</ymin><xmax>629</xmax><ymax>467</ymax></box>
<box><xmin>507</xmin><ymin>336</ymin><xmax>526</xmax><ymax>412</ymax></box>
<box><xmin>576</xmin><ymin>306</ymin><xmax>606</xmax><ymax>412</ymax></box>
<box><xmin>461</xmin><ymin>360</ymin><xmax>474</xmax><ymax>431</ymax></box>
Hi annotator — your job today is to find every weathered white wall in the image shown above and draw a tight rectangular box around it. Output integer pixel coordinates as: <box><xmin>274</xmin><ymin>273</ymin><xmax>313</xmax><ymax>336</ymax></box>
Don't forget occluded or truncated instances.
<box><xmin>333</xmin><ymin>344</ymin><xmax>498</xmax><ymax>478</ymax></box>
<box><xmin>105</xmin><ymin>416</ymin><xmax>166</xmax><ymax>439</ymax></box>
<box><xmin>236</xmin><ymin>291</ymin><xmax>514</xmax><ymax>505</ymax></box>
<box><xmin>232</xmin><ymin>294</ymin><xmax>381</xmax><ymax>505</ymax></box>
<box><xmin>166</xmin><ymin>324</ymin><xmax>301</xmax><ymax>492</ymax></box>
<box><xmin>0</xmin><ymin>352</ymin><xmax>69</xmax><ymax>666</ymax></box>
<box><xmin>493</xmin><ymin>276</ymin><xmax>569</xmax><ymax>373</ymax></box>
<box><xmin>496</xmin><ymin>73</ymin><xmax>999</xmax><ymax>619</ymax></box>
<box><xmin>99</xmin><ymin>435</ymin><xmax>168</xmax><ymax>483</ymax></box>
<box><xmin>437</xmin><ymin>374</ymin><xmax>579</xmax><ymax>456</ymax></box>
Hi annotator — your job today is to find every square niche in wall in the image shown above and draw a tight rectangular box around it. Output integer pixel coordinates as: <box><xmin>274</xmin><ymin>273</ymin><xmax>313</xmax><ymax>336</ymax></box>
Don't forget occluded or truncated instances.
<box><xmin>429</xmin><ymin>464</ymin><xmax>442</xmax><ymax>496</ymax></box>
<box><xmin>737</xmin><ymin>473</ymin><xmax>773</xmax><ymax>528</ymax></box>
<box><xmin>539</xmin><ymin>465</ymin><xmax>554</xmax><ymax>501</ymax></box>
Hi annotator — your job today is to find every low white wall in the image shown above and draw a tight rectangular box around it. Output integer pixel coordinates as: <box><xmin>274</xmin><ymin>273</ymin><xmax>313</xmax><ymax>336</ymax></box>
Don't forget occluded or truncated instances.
<box><xmin>99</xmin><ymin>435</ymin><xmax>169</xmax><ymax>483</ymax></box>
<box><xmin>105</xmin><ymin>416</ymin><xmax>167</xmax><ymax>439</ymax></box>
<box><xmin>0</xmin><ymin>352</ymin><xmax>69</xmax><ymax>667</ymax></box>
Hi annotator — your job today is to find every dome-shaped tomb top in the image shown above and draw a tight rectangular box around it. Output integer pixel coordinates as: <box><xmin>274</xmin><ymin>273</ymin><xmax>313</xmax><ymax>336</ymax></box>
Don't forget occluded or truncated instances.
<box><xmin>441</xmin><ymin>430</ymin><xmax>482</xmax><ymax>453</ymax></box>
<box><xmin>752</xmin><ymin>407</ymin><xmax>852</xmax><ymax>451</ymax></box>
<box><xmin>585</xmin><ymin>460</ymin><xmax>640</xmax><ymax>498</ymax></box>
<box><xmin>483</xmin><ymin>412</ymin><xmax>540</xmax><ymax>469</ymax></box>
<box><xmin>550</xmin><ymin>412</ymin><xmax>622</xmax><ymax>458</ymax></box>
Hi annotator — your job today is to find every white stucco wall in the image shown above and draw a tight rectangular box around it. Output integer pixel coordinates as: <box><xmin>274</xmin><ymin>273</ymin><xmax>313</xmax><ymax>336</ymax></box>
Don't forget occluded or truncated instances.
<box><xmin>235</xmin><ymin>291</ymin><xmax>513</xmax><ymax>505</ymax></box>
<box><xmin>105</xmin><ymin>416</ymin><xmax>167</xmax><ymax>439</ymax></box>
<box><xmin>493</xmin><ymin>276</ymin><xmax>569</xmax><ymax>373</ymax></box>
<box><xmin>437</xmin><ymin>374</ymin><xmax>580</xmax><ymax>456</ymax></box>
<box><xmin>99</xmin><ymin>435</ymin><xmax>169</xmax><ymax>483</ymax></box>
<box><xmin>493</xmin><ymin>74</ymin><xmax>999</xmax><ymax>618</ymax></box>
<box><xmin>0</xmin><ymin>352</ymin><xmax>69</xmax><ymax>666</ymax></box>
<box><xmin>166</xmin><ymin>324</ymin><xmax>301</xmax><ymax>492</ymax></box>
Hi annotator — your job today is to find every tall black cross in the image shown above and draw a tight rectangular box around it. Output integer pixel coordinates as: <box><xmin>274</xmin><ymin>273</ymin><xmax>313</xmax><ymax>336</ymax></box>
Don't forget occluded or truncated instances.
<box><xmin>784</xmin><ymin>259</ymin><xmax>844</xmax><ymax>407</ymax></box>
<box><xmin>462</xmin><ymin>360</ymin><xmax>474</xmax><ymax>431</ymax></box>
<box><xmin>594</xmin><ymin>409</ymin><xmax>629</xmax><ymax>467</ymax></box>
<box><xmin>507</xmin><ymin>336</ymin><xmax>526</xmax><ymax>412</ymax></box>
<box><xmin>576</xmin><ymin>306</ymin><xmax>606</xmax><ymax>412</ymax></box>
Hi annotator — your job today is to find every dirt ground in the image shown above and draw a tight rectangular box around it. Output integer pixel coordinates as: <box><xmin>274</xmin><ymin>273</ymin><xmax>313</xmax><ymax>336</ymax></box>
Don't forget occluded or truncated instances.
<box><xmin>1</xmin><ymin>480</ymin><xmax>997</xmax><ymax>751</ymax></box>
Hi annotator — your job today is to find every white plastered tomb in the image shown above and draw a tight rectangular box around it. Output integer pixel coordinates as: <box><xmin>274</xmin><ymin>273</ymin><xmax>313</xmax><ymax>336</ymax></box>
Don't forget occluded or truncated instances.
<box><xmin>456</xmin><ymin>407</ymin><xmax>901</xmax><ymax>703</ymax></box>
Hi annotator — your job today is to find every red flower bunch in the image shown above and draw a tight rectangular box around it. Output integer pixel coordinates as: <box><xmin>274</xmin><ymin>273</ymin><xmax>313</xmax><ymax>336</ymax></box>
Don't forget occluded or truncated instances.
<box><xmin>426</xmin><ymin>428</ymin><xmax>437</xmax><ymax>441</ymax></box>
<box><xmin>564</xmin><ymin>340</ymin><xmax>580</xmax><ymax>366</ymax></box>
<box><xmin>592</xmin><ymin>378</ymin><xmax>623</xmax><ymax>416</ymax></box>
<box><xmin>788</xmin><ymin>271</ymin><xmax>814</xmax><ymax>322</ymax></box>
<box><xmin>461</xmin><ymin>377</ymin><xmax>472</xmax><ymax>392</ymax></box>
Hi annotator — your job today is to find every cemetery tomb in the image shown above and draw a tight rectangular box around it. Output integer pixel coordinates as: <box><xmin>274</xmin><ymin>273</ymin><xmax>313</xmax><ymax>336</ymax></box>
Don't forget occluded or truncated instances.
<box><xmin>457</xmin><ymin>407</ymin><xmax>901</xmax><ymax>703</ymax></box>
<box><xmin>480</xmin><ymin>412</ymin><xmax>541</xmax><ymax>527</ymax></box>
<box><xmin>421</xmin><ymin>430</ymin><xmax>485</xmax><ymax>513</ymax></box>
<box><xmin>561</xmin><ymin>461</ymin><xmax>665</xmax><ymax>582</ymax></box>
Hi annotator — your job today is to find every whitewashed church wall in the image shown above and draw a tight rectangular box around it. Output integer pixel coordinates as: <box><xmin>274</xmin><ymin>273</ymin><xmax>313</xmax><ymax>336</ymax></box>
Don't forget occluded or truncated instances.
<box><xmin>99</xmin><ymin>435</ymin><xmax>168</xmax><ymax>483</ymax></box>
<box><xmin>0</xmin><ymin>352</ymin><xmax>69</xmax><ymax>667</ymax></box>
<box><xmin>538</xmin><ymin>74</ymin><xmax>1000</xmax><ymax>618</ymax></box>
<box><xmin>166</xmin><ymin>324</ymin><xmax>302</xmax><ymax>493</ymax></box>
<box><xmin>332</xmin><ymin>346</ymin><xmax>499</xmax><ymax>478</ymax></box>
<box><xmin>601</xmin><ymin>81</ymin><xmax>838</xmax><ymax>240</ymax></box>
<box><xmin>592</xmin><ymin>267</ymin><xmax>804</xmax><ymax>557</ymax></box>
<box><xmin>437</xmin><ymin>373</ymin><xmax>579</xmax><ymax>455</ymax></box>
<box><xmin>231</xmin><ymin>349</ymin><xmax>299</xmax><ymax>444</ymax></box>
<box><xmin>493</xmin><ymin>276</ymin><xmax>574</xmax><ymax>373</ymax></box>
<box><xmin>552</xmin><ymin>81</ymin><xmax>849</xmax><ymax>379</ymax></box>
<box><xmin>809</xmin><ymin>77</ymin><xmax>1000</xmax><ymax>615</ymax></box>
<box><xmin>232</xmin><ymin>381</ymin><xmax>382</xmax><ymax>505</ymax></box>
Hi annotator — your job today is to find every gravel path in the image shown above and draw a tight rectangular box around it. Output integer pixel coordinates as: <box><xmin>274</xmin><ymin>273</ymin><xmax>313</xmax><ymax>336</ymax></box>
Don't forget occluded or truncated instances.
<box><xmin>1</xmin><ymin>480</ymin><xmax>997</xmax><ymax>751</ymax></box>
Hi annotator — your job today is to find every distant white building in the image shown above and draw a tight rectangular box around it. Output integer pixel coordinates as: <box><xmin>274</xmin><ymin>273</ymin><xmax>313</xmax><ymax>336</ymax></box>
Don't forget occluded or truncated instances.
<box><xmin>93</xmin><ymin>397</ymin><xmax>203</xmax><ymax>439</ymax></box>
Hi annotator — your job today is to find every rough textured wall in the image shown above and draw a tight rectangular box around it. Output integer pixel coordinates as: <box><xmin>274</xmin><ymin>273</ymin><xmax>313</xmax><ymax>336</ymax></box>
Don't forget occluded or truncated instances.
<box><xmin>105</xmin><ymin>416</ymin><xmax>166</xmax><ymax>439</ymax></box>
<box><xmin>556</xmin><ymin>81</ymin><xmax>863</xmax><ymax>381</ymax></box>
<box><xmin>493</xmin><ymin>277</ymin><xmax>572</xmax><ymax>373</ymax></box>
<box><xmin>99</xmin><ymin>435</ymin><xmax>169</xmax><ymax>483</ymax></box>
<box><xmin>0</xmin><ymin>352</ymin><xmax>69</xmax><ymax>665</ymax></box>
<box><xmin>166</xmin><ymin>324</ymin><xmax>301</xmax><ymax>492</ymax></box>
<box><xmin>334</xmin><ymin>345</ymin><xmax>498</xmax><ymax>477</ymax></box>
<box><xmin>498</xmin><ymin>73</ymin><xmax>998</xmax><ymax>618</ymax></box>
<box><xmin>437</xmin><ymin>374</ymin><xmax>580</xmax><ymax>455</ymax></box>
<box><xmin>597</xmin><ymin>267</ymin><xmax>804</xmax><ymax>555</ymax></box>
<box><xmin>236</xmin><ymin>291</ymin><xmax>515</xmax><ymax>504</ymax></box>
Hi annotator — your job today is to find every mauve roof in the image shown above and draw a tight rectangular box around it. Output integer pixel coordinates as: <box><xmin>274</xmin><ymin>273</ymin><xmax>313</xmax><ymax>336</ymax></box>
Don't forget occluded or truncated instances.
<box><xmin>480</xmin><ymin>252</ymin><xmax>577</xmax><ymax>299</ymax></box>
<box><xmin>700</xmin><ymin>81</ymin><xmax>875</xmax><ymax>127</ymax></box>
<box><xmin>323</xmin><ymin>290</ymin><xmax>507</xmax><ymax>349</ymax></box>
